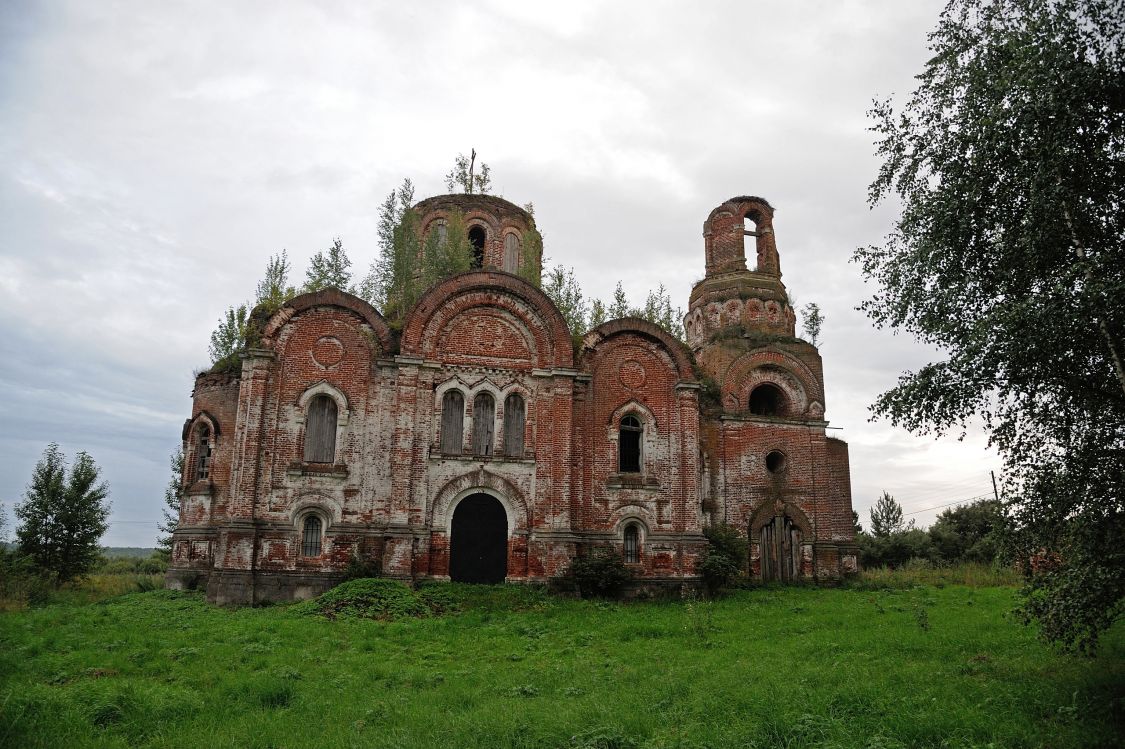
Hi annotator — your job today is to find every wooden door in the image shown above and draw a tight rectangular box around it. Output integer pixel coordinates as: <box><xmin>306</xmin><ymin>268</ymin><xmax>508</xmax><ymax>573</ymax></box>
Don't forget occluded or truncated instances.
<box><xmin>760</xmin><ymin>515</ymin><xmax>802</xmax><ymax>583</ymax></box>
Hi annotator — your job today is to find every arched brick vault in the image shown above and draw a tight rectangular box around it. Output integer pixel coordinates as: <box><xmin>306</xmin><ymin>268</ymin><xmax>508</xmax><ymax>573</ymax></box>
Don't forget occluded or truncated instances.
<box><xmin>400</xmin><ymin>271</ymin><xmax>574</xmax><ymax>368</ymax></box>
<box><xmin>578</xmin><ymin>317</ymin><xmax>695</xmax><ymax>380</ymax></box>
<box><xmin>747</xmin><ymin>500</ymin><xmax>814</xmax><ymax>540</ymax></box>
<box><xmin>704</xmin><ymin>195</ymin><xmax>775</xmax><ymax>228</ymax></box>
<box><xmin>722</xmin><ymin>348</ymin><xmax>824</xmax><ymax>415</ymax></box>
<box><xmin>259</xmin><ymin>288</ymin><xmax>392</xmax><ymax>352</ymax></box>
<box><xmin>428</xmin><ymin>468</ymin><xmax>530</xmax><ymax>533</ymax></box>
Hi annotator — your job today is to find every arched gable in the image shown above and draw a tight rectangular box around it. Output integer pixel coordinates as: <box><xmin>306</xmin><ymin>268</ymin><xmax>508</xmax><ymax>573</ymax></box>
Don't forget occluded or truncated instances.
<box><xmin>400</xmin><ymin>271</ymin><xmax>573</xmax><ymax>368</ymax></box>
<box><xmin>428</xmin><ymin>467</ymin><xmax>531</xmax><ymax>535</ymax></box>
<box><xmin>259</xmin><ymin>288</ymin><xmax>392</xmax><ymax>353</ymax></box>
<box><xmin>723</xmin><ymin>348</ymin><xmax>823</xmax><ymax>417</ymax></box>
<box><xmin>579</xmin><ymin>318</ymin><xmax>694</xmax><ymax>380</ymax></box>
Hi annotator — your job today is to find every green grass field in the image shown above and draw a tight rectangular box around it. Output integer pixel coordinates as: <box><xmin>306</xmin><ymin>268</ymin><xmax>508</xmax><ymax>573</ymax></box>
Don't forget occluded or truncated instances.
<box><xmin>0</xmin><ymin>579</ymin><xmax>1121</xmax><ymax>749</ymax></box>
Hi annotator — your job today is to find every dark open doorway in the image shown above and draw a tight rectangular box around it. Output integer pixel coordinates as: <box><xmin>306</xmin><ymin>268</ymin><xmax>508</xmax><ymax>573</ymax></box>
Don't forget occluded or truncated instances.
<box><xmin>449</xmin><ymin>493</ymin><xmax>508</xmax><ymax>584</ymax></box>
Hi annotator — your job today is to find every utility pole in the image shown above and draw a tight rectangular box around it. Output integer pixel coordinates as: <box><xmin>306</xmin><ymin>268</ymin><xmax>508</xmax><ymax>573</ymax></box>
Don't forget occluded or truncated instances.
<box><xmin>468</xmin><ymin>148</ymin><xmax>476</xmax><ymax>194</ymax></box>
<box><xmin>990</xmin><ymin>470</ymin><xmax>999</xmax><ymax>502</ymax></box>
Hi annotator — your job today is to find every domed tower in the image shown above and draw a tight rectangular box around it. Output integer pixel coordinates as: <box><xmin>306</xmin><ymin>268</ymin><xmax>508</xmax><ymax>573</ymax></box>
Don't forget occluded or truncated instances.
<box><xmin>686</xmin><ymin>196</ymin><xmax>857</xmax><ymax>582</ymax></box>
<box><xmin>412</xmin><ymin>194</ymin><xmax>541</xmax><ymax>281</ymax></box>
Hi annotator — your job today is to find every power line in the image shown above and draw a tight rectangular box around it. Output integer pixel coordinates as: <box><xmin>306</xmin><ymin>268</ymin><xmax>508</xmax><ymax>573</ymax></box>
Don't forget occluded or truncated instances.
<box><xmin>903</xmin><ymin>493</ymin><xmax>994</xmax><ymax>516</ymax></box>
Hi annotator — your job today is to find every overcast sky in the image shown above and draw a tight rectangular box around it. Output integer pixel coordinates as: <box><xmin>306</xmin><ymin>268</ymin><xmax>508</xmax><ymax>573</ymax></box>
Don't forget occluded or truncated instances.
<box><xmin>0</xmin><ymin>0</ymin><xmax>999</xmax><ymax>547</ymax></box>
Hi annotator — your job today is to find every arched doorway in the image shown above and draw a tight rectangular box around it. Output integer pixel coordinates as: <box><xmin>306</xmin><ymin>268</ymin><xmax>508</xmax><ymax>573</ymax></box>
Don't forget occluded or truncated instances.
<box><xmin>759</xmin><ymin>514</ymin><xmax>802</xmax><ymax>582</ymax></box>
<box><xmin>449</xmin><ymin>493</ymin><xmax>508</xmax><ymax>583</ymax></box>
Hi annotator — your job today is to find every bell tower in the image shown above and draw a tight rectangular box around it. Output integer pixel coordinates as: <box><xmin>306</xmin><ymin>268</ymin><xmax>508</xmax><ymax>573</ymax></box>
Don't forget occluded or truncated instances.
<box><xmin>684</xmin><ymin>196</ymin><xmax>797</xmax><ymax>361</ymax></box>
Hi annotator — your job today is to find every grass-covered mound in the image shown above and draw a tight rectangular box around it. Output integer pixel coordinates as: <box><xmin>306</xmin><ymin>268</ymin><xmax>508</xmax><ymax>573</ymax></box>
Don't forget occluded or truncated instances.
<box><xmin>292</xmin><ymin>578</ymin><xmax>553</xmax><ymax>621</ymax></box>
<box><xmin>291</xmin><ymin>579</ymin><xmax>431</xmax><ymax>620</ymax></box>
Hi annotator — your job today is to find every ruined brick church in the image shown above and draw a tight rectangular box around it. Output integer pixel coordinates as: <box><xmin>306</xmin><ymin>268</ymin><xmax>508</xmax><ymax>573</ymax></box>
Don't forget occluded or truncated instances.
<box><xmin>167</xmin><ymin>193</ymin><xmax>858</xmax><ymax>604</ymax></box>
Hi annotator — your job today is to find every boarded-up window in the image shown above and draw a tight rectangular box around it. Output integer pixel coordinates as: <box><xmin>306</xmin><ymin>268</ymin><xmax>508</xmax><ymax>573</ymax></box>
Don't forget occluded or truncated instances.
<box><xmin>619</xmin><ymin>415</ymin><xmax>642</xmax><ymax>473</ymax></box>
<box><xmin>441</xmin><ymin>390</ymin><xmax>465</xmax><ymax>455</ymax></box>
<box><xmin>304</xmin><ymin>395</ymin><xmax>338</xmax><ymax>463</ymax></box>
<box><xmin>435</xmin><ymin>221</ymin><xmax>448</xmax><ymax>245</ymax></box>
<box><xmin>503</xmin><ymin>393</ymin><xmax>525</xmax><ymax>457</ymax></box>
<box><xmin>196</xmin><ymin>428</ymin><xmax>212</xmax><ymax>481</ymax></box>
<box><xmin>301</xmin><ymin>515</ymin><xmax>322</xmax><ymax>556</ymax></box>
<box><xmin>503</xmin><ymin>233</ymin><xmax>520</xmax><ymax>273</ymax></box>
<box><xmin>473</xmin><ymin>392</ymin><xmax>495</xmax><ymax>457</ymax></box>
<box><xmin>624</xmin><ymin>523</ymin><xmax>640</xmax><ymax>564</ymax></box>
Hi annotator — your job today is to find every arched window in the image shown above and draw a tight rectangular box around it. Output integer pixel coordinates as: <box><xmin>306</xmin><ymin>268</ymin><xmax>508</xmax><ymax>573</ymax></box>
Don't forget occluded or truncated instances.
<box><xmin>441</xmin><ymin>390</ymin><xmax>465</xmax><ymax>455</ymax></box>
<box><xmin>473</xmin><ymin>392</ymin><xmax>495</xmax><ymax>457</ymax></box>
<box><xmin>304</xmin><ymin>395</ymin><xmax>338</xmax><ymax>463</ymax></box>
<box><xmin>503</xmin><ymin>393</ymin><xmax>525</xmax><ymax>457</ymax></box>
<box><xmin>619</xmin><ymin>415</ymin><xmax>642</xmax><ymax>473</ymax></box>
<box><xmin>301</xmin><ymin>515</ymin><xmax>322</xmax><ymax>557</ymax></box>
<box><xmin>749</xmin><ymin>383</ymin><xmax>786</xmax><ymax>417</ymax></box>
<box><xmin>623</xmin><ymin>523</ymin><xmax>640</xmax><ymax>564</ymax></box>
<box><xmin>196</xmin><ymin>427</ymin><xmax>212</xmax><ymax>481</ymax></box>
<box><xmin>503</xmin><ymin>233</ymin><xmax>520</xmax><ymax>273</ymax></box>
<box><xmin>468</xmin><ymin>225</ymin><xmax>487</xmax><ymax>268</ymax></box>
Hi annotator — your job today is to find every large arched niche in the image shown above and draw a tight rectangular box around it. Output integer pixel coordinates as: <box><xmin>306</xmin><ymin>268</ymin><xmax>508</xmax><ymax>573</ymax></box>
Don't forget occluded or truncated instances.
<box><xmin>579</xmin><ymin>318</ymin><xmax>695</xmax><ymax>381</ymax></box>
<box><xmin>723</xmin><ymin>349</ymin><xmax>822</xmax><ymax>417</ymax></box>
<box><xmin>259</xmin><ymin>288</ymin><xmax>392</xmax><ymax>354</ymax></box>
<box><xmin>428</xmin><ymin>467</ymin><xmax>530</xmax><ymax>535</ymax></box>
<box><xmin>400</xmin><ymin>271</ymin><xmax>573</xmax><ymax>369</ymax></box>
<box><xmin>746</xmin><ymin>500</ymin><xmax>814</xmax><ymax>541</ymax></box>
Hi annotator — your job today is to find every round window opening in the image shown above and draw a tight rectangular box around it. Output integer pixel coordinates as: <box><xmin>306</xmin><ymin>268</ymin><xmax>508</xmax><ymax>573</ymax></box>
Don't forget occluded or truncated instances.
<box><xmin>765</xmin><ymin>450</ymin><xmax>787</xmax><ymax>474</ymax></box>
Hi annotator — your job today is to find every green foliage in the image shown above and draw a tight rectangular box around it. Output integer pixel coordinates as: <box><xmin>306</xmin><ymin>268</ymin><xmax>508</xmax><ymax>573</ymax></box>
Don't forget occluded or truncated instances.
<box><xmin>542</xmin><ymin>265</ymin><xmax>590</xmax><ymax>338</ymax></box>
<box><xmin>855</xmin><ymin>0</ymin><xmax>1125</xmax><ymax>652</ymax></box>
<box><xmin>420</xmin><ymin>209</ymin><xmax>474</xmax><ymax>288</ymax></box>
<box><xmin>858</xmin><ymin>528</ymin><xmax>936</xmax><ymax>570</ymax></box>
<box><xmin>801</xmin><ymin>302</ymin><xmax>823</xmax><ymax>346</ymax></box>
<box><xmin>155</xmin><ymin>449</ymin><xmax>183</xmax><ymax>559</ymax></box>
<box><xmin>444</xmin><ymin>149</ymin><xmax>491</xmax><ymax>194</ymax></box>
<box><xmin>929</xmin><ymin>499</ymin><xmax>1003</xmax><ymax>564</ymax></box>
<box><xmin>14</xmin><ymin>444</ymin><xmax>110</xmax><ymax>584</ymax></box>
<box><xmin>340</xmin><ymin>551</ymin><xmax>381</xmax><ymax>582</ymax></box>
<box><xmin>869</xmin><ymin>491</ymin><xmax>906</xmax><ymax>537</ymax></box>
<box><xmin>516</xmin><ymin>227</ymin><xmax>543</xmax><ymax>286</ymax></box>
<box><xmin>699</xmin><ymin>522</ymin><xmax>748</xmax><ymax>596</ymax></box>
<box><xmin>254</xmin><ymin>249</ymin><xmax>297</xmax><ymax>314</ymax></box>
<box><xmin>303</xmin><ymin>237</ymin><xmax>353</xmax><ymax>293</ymax></box>
<box><xmin>208</xmin><ymin>303</ymin><xmax>248</xmax><ymax>369</ymax></box>
<box><xmin>565</xmin><ymin>547</ymin><xmax>635</xmax><ymax>599</ymax></box>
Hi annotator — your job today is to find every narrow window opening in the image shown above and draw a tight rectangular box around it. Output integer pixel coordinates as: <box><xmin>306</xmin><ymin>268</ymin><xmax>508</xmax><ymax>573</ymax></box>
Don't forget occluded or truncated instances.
<box><xmin>743</xmin><ymin>212</ymin><xmax>759</xmax><ymax>237</ymax></box>
<box><xmin>301</xmin><ymin>515</ymin><xmax>322</xmax><ymax>556</ymax></box>
<box><xmin>472</xmin><ymin>392</ymin><xmax>495</xmax><ymax>457</ymax></box>
<box><xmin>435</xmin><ymin>220</ymin><xmax>448</xmax><ymax>245</ymax></box>
<box><xmin>303</xmin><ymin>395</ymin><xmax>338</xmax><ymax>463</ymax></box>
<box><xmin>619</xmin><ymin>415</ymin><xmax>642</xmax><ymax>473</ymax></box>
<box><xmin>749</xmin><ymin>383</ymin><xmax>786</xmax><ymax>417</ymax></box>
<box><xmin>766</xmin><ymin>450</ymin><xmax>787</xmax><ymax>474</ymax></box>
<box><xmin>503</xmin><ymin>393</ymin><xmax>525</xmax><ymax>457</ymax></box>
<box><xmin>441</xmin><ymin>390</ymin><xmax>465</xmax><ymax>455</ymax></box>
<box><xmin>196</xmin><ymin>428</ymin><xmax>212</xmax><ymax>481</ymax></box>
<box><xmin>468</xmin><ymin>225</ymin><xmax>486</xmax><ymax>268</ymax></box>
<box><xmin>624</xmin><ymin>524</ymin><xmax>640</xmax><ymax>564</ymax></box>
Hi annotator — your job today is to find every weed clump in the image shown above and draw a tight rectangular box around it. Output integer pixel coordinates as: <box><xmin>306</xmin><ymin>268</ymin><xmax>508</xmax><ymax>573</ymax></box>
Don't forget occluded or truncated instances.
<box><xmin>293</xmin><ymin>578</ymin><xmax>430</xmax><ymax>621</ymax></box>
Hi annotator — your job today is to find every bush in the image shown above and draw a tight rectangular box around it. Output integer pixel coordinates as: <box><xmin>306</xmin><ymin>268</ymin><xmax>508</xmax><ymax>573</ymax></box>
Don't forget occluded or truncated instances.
<box><xmin>699</xmin><ymin>523</ymin><xmax>748</xmax><ymax>596</ymax></box>
<box><xmin>566</xmin><ymin>548</ymin><xmax>634</xmax><ymax>599</ymax></box>
<box><xmin>341</xmin><ymin>551</ymin><xmax>381</xmax><ymax>581</ymax></box>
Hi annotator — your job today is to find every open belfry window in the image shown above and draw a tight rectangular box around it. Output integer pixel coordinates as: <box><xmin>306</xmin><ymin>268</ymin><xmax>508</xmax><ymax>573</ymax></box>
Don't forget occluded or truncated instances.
<box><xmin>473</xmin><ymin>392</ymin><xmax>495</xmax><ymax>457</ymax></box>
<box><xmin>304</xmin><ymin>395</ymin><xmax>338</xmax><ymax>463</ymax></box>
<box><xmin>619</xmin><ymin>415</ymin><xmax>642</xmax><ymax>473</ymax></box>
<box><xmin>468</xmin><ymin>225</ymin><xmax>486</xmax><ymax>267</ymax></box>
<box><xmin>441</xmin><ymin>390</ymin><xmax>465</xmax><ymax>455</ymax></box>
<box><xmin>749</xmin><ymin>383</ymin><xmax>786</xmax><ymax>417</ymax></box>
<box><xmin>503</xmin><ymin>393</ymin><xmax>525</xmax><ymax>457</ymax></box>
<box><xmin>196</xmin><ymin>427</ymin><xmax>212</xmax><ymax>481</ymax></box>
<box><xmin>301</xmin><ymin>515</ymin><xmax>322</xmax><ymax>557</ymax></box>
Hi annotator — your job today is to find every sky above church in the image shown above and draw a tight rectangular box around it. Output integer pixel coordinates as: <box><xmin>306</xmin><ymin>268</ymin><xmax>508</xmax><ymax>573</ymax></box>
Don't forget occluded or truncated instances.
<box><xmin>0</xmin><ymin>0</ymin><xmax>998</xmax><ymax>547</ymax></box>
